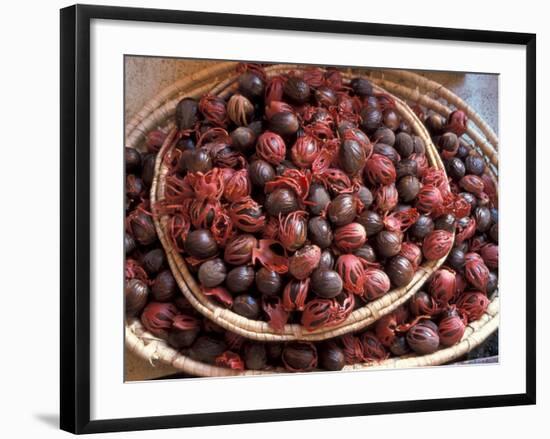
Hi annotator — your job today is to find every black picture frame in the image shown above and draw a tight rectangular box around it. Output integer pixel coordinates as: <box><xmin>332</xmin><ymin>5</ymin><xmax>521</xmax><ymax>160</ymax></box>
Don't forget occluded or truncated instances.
<box><xmin>60</xmin><ymin>4</ymin><xmax>536</xmax><ymax>434</ymax></box>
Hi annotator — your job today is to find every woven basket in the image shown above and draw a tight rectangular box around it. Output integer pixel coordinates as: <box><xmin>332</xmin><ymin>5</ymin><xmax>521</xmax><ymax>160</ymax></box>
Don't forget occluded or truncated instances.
<box><xmin>125</xmin><ymin>64</ymin><xmax>499</xmax><ymax>376</ymax></box>
<box><xmin>150</xmin><ymin>64</ymin><xmax>451</xmax><ymax>342</ymax></box>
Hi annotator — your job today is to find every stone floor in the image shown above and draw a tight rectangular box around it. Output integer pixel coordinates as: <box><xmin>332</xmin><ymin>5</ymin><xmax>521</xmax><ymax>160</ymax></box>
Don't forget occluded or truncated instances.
<box><xmin>125</xmin><ymin>57</ymin><xmax>498</xmax><ymax>381</ymax></box>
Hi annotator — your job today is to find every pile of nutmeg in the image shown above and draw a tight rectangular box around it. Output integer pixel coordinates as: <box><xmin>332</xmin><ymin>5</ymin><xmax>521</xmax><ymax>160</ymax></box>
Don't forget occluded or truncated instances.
<box><xmin>125</xmin><ymin>64</ymin><xmax>498</xmax><ymax>373</ymax></box>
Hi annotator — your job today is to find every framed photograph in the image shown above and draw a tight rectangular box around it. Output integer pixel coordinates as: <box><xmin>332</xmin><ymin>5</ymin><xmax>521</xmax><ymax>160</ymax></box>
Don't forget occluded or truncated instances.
<box><xmin>60</xmin><ymin>4</ymin><xmax>536</xmax><ymax>434</ymax></box>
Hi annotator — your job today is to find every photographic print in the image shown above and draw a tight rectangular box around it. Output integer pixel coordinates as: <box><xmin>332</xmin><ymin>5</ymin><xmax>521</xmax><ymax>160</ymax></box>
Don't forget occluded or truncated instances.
<box><xmin>124</xmin><ymin>57</ymin><xmax>499</xmax><ymax>381</ymax></box>
<box><xmin>61</xmin><ymin>5</ymin><xmax>535</xmax><ymax>432</ymax></box>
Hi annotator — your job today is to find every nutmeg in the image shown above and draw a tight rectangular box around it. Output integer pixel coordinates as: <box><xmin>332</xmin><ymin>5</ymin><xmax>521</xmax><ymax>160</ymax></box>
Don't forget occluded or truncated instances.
<box><xmin>396</xmin><ymin>175</ymin><xmax>421</xmax><ymax>203</ymax></box>
<box><xmin>357</xmin><ymin>210</ymin><xmax>384</xmax><ymax>236</ymax></box>
<box><xmin>308</xmin><ymin>217</ymin><xmax>333</xmax><ymax>249</ymax></box>
<box><xmin>283</xmin><ymin>77</ymin><xmax>311</xmax><ymax>104</ymax></box>
<box><xmin>184</xmin><ymin>229</ymin><xmax>218</xmax><ymax>259</ymax></box>
<box><xmin>320</xmin><ymin>345</ymin><xmax>346</xmax><ymax>371</ymax></box>
<box><xmin>198</xmin><ymin>258</ymin><xmax>227</xmax><ymax>288</ymax></box>
<box><xmin>151</xmin><ymin>270</ymin><xmax>177</xmax><ymax>302</ymax></box>
<box><xmin>232</xmin><ymin>294</ymin><xmax>261</xmax><ymax>319</ymax></box>
<box><xmin>307</xmin><ymin>184</ymin><xmax>331</xmax><ymax>215</ymax></box>
<box><xmin>310</xmin><ymin>269</ymin><xmax>343</xmax><ymax>299</ymax></box>
<box><xmin>226</xmin><ymin>266</ymin><xmax>255</xmax><ymax>294</ymax></box>
<box><xmin>376</xmin><ymin>230</ymin><xmax>402</xmax><ymax>258</ymax></box>
<box><xmin>386</xmin><ymin>255</ymin><xmax>414</xmax><ymax>287</ymax></box>
<box><xmin>189</xmin><ymin>336</ymin><xmax>227</xmax><ymax>364</ymax></box>
<box><xmin>265</xmin><ymin>188</ymin><xmax>299</xmax><ymax>216</ymax></box>
<box><xmin>255</xmin><ymin>267</ymin><xmax>283</xmax><ymax>297</ymax></box>
<box><xmin>289</xmin><ymin>245</ymin><xmax>321</xmax><ymax>280</ymax></box>
<box><xmin>125</xmin><ymin>278</ymin><xmax>149</xmax><ymax>316</ymax></box>
<box><xmin>328</xmin><ymin>194</ymin><xmax>358</xmax><ymax>226</ymax></box>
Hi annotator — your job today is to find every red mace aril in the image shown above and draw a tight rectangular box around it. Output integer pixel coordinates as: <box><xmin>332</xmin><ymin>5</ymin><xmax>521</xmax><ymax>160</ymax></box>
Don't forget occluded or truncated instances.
<box><xmin>331</xmin><ymin>291</ymin><xmax>356</xmax><ymax>324</ymax></box>
<box><xmin>223</xmin><ymin>234</ymin><xmax>257</xmax><ymax>265</ymax></box>
<box><xmin>335</xmin><ymin>254</ymin><xmax>366</xmax><ymax>295</ymax></box>
<box><xmin>146</xmin><ymin>129</ymin><xmax>168</xmax><ymax>153</ymax></box>
<box><xmin>256</xmin><ymin>131</ymin><xmax>287</xmax><ymax>165</ymax></box>
<box><xmin>166</xmin><ymin>213</ymin><xmax>190</xmax><ymax>253</ymax></box>
<box><xmin>363</xmin><ymin>268</ymin><xmax>391</xmax><ymax>300</ymax></box>
<box><xmin>365</xmin><ymin>153</ymin><xmax>396</xmax><ymax>185</ymax></box>
<box><xmin>409</xmin><ymin>291</ymin><xmax>440</xmax><ymax>316</ymax></box>
<box><xmin>252</xmin><ymin>239</ymin><xmax>289</xmax><ymax>274</ymax></box>
<box><xmin>172</xmin><ymin>313</ymin><xmax>200</xmax><ymax>331</ymax></box>
<box><xmin>334</xmin><ymin>222</ymin><xmax>367</xmax><ymax>252</ymax></box>
<box><xmin>422</xmin><ymin>230</ymin><xmax>454</xmax><ymax>261</ymax></box>
<box><xmin>126</xmin><ymin>207</ymin><xmax>157</xmax><ymax>246</ymax></box>
<box><xmin>455</xmin><ymin>272</ymin><xmax>467</xmax><ymax>295</ymax></box>
<box><xmin>429</xmin><ymin>267</ymin><xmax>457</xmax><ymax>305</ymax></box>
<box><xmin>455</xmin><ymin>216</ymin><xmax>477</xmax><ymax>244</ymax></box>
<box><xmin>304</xmin><ymin>121</ymin><xmax>335</xmax><ymax>141</ymax></box>
<box><xmin>438</xmin><ymin>308</ymin><xmax>466</xmax><ymax>347</ymax></box>
<box><xmin>481</xmin><ymin>173</ymin><xmax>498</xmax><ymax>205</ymax></box>
<box><xmin>301</xmin><ymin>298</ymin><xmax>336</xmax><ymax>331</ymax></box>
<box><xmin>465</xmin><ymin>251</ymin><xmax>483</xmax><ymax>264</ymax></box>
<box><xmin>282</xmin><ymin>278</ymin><xmax>310</xmax><ymax>312</ymax></box>
<box><xmin>384</xmin><ymin>208</ymin><xmax>420</xmax><ymax>233</ymax></box>
<box><xmin>464</xmin><ymin>257</ymin><xmax>490</xmax><ymax>292</ymax></box>
<box><xmin>188</xmin><ymin>198</ymin><xmax>219</xmax><ymax>229</ymax></box>
<box><xmin>278</xmin><ymin>210</ymin><xmax>308</xmax><ymax>252</ymax></box>
<box><xmin>480</xmin><ymin>243</ymin><xmax>499</xmax><ymax>270</ymax></box>
<box><xmin>410</xmin><ymin>153</ymin><xmax>429</xmax><ymax>178</ymax></box>
<box><xmin>198</xmin><ymin>94</ymin><xmax>227</xmax><ymax>126</ymax></box>
<box><xmin>223</xmin><ymin>168</ymin><xmax>251</xmax><ymax>202</ymax></box>
<box><xmin>342</xmin><ymin>128</ymin><xmax>373</xmax><ymax>160</ymax></box>
<box><xmin>265</xmin><ymin>168</ymin><xmax>311</xmax><ymax>202</ymax></box>
<box><xmin>215</xmin><ymin>351</ymin><xmax>245</xmax><ymax>370</ymax></box>
<box><xmin>228</xmin><ymin>196</ymin><xmax>266</xmax><ymax>233</ymax></box>
<box><xmin>375</xmin><ymin>313</ymin><xmax>399</xmax><ymax>347</ymax></box>
<box><xmin>291</xmin><ymin>135</ymin><xmax>320</xmax><ymax>168</ymax></box>
<box><xmin>399</xmin><ymin>242</ymin><xmax>423</xmax><ymax>270</ymax></box>
<box><xmin>416</xmin><ymin>185</ymin><xmax>443</xmax><ymax>214</ymax></box>
<box><xmin>457</xmin><ymin>291</ymin><xmax>490</xmax><ymax>321</ymax></box>
<box><xmin>340</xmin><ymin>334</ymin><xmax>364</xmax><ymax>364</ymax></box>
<box><xmin>265</xmin><ymin>76</ymin><xmax>286</xmax><ymax>105</ymax></box>
<box><xmin>375</xmin><ymin>184</ymin><xmax>399</xmax><ymax>213</ymax></box>
<box><xmin>262</xmin><ymin>296</ymin><xmax>289</xmax><ymax>331</ymax></box>
<box><xmin>360</xmin><ymin>332</ymin><xmax>389</xmax><ymax>362</ymax></box>
<box><xmin>289</xmin><ymin>244</ymin><xmax>321</xmax><ymax>280</ymax></box>
<box><xmin>140</xmin><ymin>302</ymin><xmax>179</xmax><ymax>338</ymax></box>
<box><xmin>262</xmin><ymin>216</ymin><xmax>279</xmax><ymax>240</ymax></box>
<box><xmin>265</xmin><ymin>100</ymin><xmax>294</xmax><ymax>119</ymax></box>
<box><xmin>459</xmin><ymin>175</ymin><xmax>485</xmax><ymax>196</ymax></box>
<box><xmin>210</xmin><ymin>209</ymin><xmax>235</xmax><ymax>247</ymax></box>
<box><xmin>445</xmin><ymin>110</ymin><xmax>468</xmax><ymax>137</ymax></box>
<box><xmin>186</xmin><ymin>168</ymin><xmax>225</xmax><ymax>201</ymax></box>
<box><xmin>318</xmin><ymin>168</ymin><xmax>353</xmax><ymax>194</ymax></box>
<box><xmin>202</xmin><ymin>286</ymin><xmax>233</xmax><ymax>308</ymax></box>
<box><xmin>125</xmin><ymin>259</ymin><xmax>149</xmax><ymax>282</ymax></box>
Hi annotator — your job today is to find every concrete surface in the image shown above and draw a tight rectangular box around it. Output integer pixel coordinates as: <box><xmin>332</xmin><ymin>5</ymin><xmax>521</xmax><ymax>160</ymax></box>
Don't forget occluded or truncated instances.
<box><xmin>124</xmin><ymin>57</ymin><xmax>498</xmax><ymax>381</ymax></box>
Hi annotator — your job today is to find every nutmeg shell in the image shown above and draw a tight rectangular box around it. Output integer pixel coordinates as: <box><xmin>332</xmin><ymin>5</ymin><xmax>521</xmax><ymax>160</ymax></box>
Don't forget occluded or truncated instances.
<box><xmin>328</xmin><ymin>194</ymin><xmax>357</xmax><ymax>226</ymax></box>
<box><xmin>226</xmin><ymin>266</ymin><xmax>255</xmax><ymax>294</ymax></box>
<box><xmin>198</xmin><ymin>258</ymin><xmax>227</xmax><ymax>288</ymax></box>
<box><xmin>184</xmin><ymin>229</ymin><xmax>218</xmax><ymax>259</ymax></box>
<box><xmin>232</xmin><ymin>294</ymin><xmax>261</xmax><ymax>319</ymax></box>
<box><xmin>310</xmin><ymin>269</ymin><xmax>343</xmax><ymax>299</ymax></box>
<box><xmin>308</xmin><ymin>216</ymin><xmax>333</xmax><ymax>249</ymax></box>
<box><xmin>265</xmin><ymin>188</ymin><xmax>299</xmax><ymax>216</ymax></box>
<box><xmin>386</xmin><ymin>255</ymin><xmax>415</xmax><ymax>287</ymax></box>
